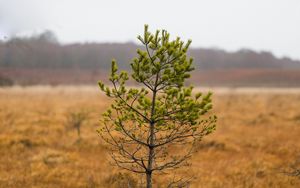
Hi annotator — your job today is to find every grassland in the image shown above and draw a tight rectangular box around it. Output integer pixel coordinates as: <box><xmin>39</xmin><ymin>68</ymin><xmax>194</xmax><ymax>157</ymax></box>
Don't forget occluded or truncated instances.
<box><xmin>0</xmin><ymin>86</ymin><xmax>299</xmax><ymax>188</ymax></box>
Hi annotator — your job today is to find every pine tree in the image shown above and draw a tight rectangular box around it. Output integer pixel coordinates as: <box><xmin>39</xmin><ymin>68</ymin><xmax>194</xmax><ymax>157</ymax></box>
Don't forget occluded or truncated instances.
<box><xmin>98</xmin><ymin>25</ymin><xmax>217</xmax><ymax>188</ymax></box>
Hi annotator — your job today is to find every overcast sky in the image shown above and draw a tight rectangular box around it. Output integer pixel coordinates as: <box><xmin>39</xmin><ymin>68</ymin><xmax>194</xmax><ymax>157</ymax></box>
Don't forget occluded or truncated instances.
<box><xmin>0</xmin><ymin>0</ymin><xmax>299</xmax><ymax>59</ymax></box>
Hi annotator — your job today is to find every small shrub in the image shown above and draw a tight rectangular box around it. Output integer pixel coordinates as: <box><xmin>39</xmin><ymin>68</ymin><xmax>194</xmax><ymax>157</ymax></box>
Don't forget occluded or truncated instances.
<box><xmin>65</xmin><ymin>110</ymin><xmax>89</xmax><ymax>140</ymax></box>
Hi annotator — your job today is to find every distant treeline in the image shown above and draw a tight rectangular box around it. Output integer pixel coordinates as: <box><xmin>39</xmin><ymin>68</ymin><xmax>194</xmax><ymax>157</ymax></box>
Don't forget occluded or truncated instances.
<box><xmin>1</xmin><ymin>31</ymin><xmax>300</xmax><ymax>70</ymax></box>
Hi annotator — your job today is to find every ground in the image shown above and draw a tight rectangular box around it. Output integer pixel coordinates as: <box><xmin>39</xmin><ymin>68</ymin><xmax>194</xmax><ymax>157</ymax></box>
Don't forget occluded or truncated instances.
<box><xmin>0</xmin><ymin>86</ymin><xmax>299</xmax><ymax>188</ymax></box>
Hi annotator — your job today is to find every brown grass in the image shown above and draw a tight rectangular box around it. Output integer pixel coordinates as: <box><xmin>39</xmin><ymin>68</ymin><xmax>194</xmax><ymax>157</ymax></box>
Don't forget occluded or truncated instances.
<box><xmin>0</xmin><ymin>86</ymin><xmax>299</xmax><ymax>187</ymax></box>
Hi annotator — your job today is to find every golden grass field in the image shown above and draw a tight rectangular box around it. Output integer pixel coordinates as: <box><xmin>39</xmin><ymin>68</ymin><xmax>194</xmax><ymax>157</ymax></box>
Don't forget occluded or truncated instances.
<box><xmin>0</xmin><ymin>86</ymin><xmax>299</xmax><ymax>188</ymax></box>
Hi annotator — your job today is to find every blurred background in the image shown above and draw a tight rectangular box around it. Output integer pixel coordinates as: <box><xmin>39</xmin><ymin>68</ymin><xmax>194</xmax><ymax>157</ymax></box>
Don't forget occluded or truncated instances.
<box><xmin>0</xmin><ymin>0</ymin><xmax>300</xmax><ymax>87</ymax></box>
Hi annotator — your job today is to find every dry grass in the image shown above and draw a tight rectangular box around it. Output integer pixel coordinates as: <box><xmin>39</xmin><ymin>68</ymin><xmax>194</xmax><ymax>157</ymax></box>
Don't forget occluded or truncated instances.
<box><xmin>0</xmin><ymin>86</ymin><xmax>299</xmax><ymax>188</ymax></box>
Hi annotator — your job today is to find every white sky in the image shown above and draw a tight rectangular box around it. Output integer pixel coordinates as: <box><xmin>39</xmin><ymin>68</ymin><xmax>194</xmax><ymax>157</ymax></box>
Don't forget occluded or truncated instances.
<box><xmin>0</xmin><ymin>0</ymin><xmax>299</xmax><ymax>59</ymax></box>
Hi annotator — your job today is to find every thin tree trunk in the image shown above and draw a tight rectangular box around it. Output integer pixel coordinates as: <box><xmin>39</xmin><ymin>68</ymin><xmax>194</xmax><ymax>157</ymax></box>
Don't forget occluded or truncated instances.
<box><xmin>146</xmin><ymin>52</ymin><xmax>160</xmax><ymax>188</ymax></box>
<box><xmin>77</xmin><ymin>126</ymin><xmax>81</xmax><ymax>138</ymax></box>
<box><xmin>147</xmin><ymin>122</ymin><xmax>155</xmax><ymax>188</ymax></box>
<box><xmin>146</xmin><ymin>170</ymin><xmax>152</xmax><ymax>188</ymax></box>
<box><xmin>147</xmin><ymin>87</ymin><xmax>157</xmax><ymax>188</ymax></box>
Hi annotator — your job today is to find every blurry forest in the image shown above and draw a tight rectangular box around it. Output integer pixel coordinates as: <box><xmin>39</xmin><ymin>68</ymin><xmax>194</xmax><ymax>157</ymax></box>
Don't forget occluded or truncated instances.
<box><xmin>1</xmin><ymin>31</ymin><xmax>300</xmax><ymax>86</ymax></box>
